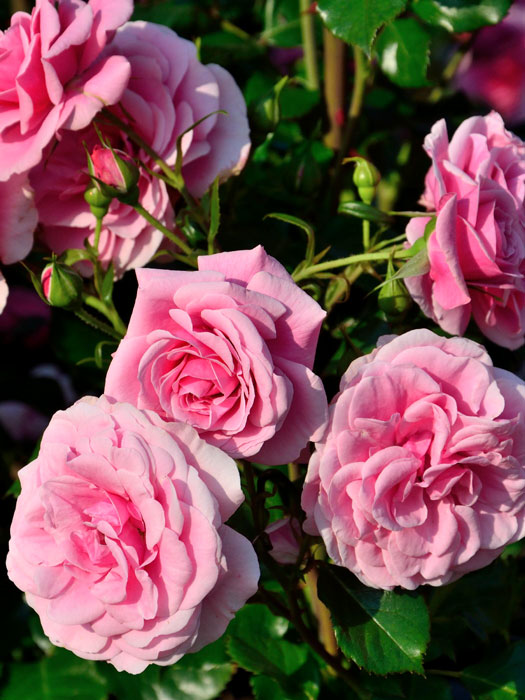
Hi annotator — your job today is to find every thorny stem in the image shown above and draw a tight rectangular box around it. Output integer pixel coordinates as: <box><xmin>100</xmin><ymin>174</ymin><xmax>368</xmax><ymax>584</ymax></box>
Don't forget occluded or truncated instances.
<box><xmin>323</xmin><ymin>28</ymin><xmax>346</xmax><ymax>149</ymax></box>
<box><xmin>293</xmin><ymin>247</ymin><xmax>412</xmax><ymax>282</ymax></box>
<box><xmin>299</xmin><ymin>0</ymin><xmax>320</xmax><ymax>91</ymax></box>
<box><xmin>84</xmin><ymin>295</ymin><xmax>127</xmax><ymax>338</ymax></box>
<box><xmin>74</xmin><ymin>308</ymin><xmax>122</xmax><ymax>340</ymax></box>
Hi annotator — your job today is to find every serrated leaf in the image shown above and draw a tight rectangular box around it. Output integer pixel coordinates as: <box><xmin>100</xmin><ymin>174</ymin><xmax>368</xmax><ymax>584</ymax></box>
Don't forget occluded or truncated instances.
<box><xmin>317</xmin><ymin>565</ymin><xmax>430</xmax><ymax>674</ymax></box>
<box><xmin>376</xmin><ymin>18</ymin><xmax>431</xmax><ymax>88</ymax></box>
<box><xmin>317</xmin><ymin>0</ymin><xmax>408</xmax><ymax>55</ymax></box>
<box><xmin>2</xmin><ymin>649</ymin><xmax>107</xmax><ymax>700</ymax></box>
<box><xmin>461</xmin><ymin>640</ymin><xmax>525</xmax><ymax>698</ymax></box>
<box><xmin>411</xmin><ymin>0</ymin><xmax>512</xmax><ymax>33</ymax></box>
<box><xmin>338</xmin><ymin>201</ymin><xmax>391</xmax><ymax>223</ymax></box>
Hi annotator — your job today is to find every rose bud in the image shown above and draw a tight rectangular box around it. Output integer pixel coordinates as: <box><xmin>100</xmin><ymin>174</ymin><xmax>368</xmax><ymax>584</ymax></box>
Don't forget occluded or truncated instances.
<box><xmin>352</xmin><ymin>157</ymin><xmax>381</xmax><ymax>205</ymax></box>
<box><xmin>90</xmin><ymin>145</ymin><xmax>140</xmax><ymax>201</ymax></box>
<box><xmin>41</xmin><ymin>261</ymin><xmax>83</xmax><ymax>309</ymax></box>
<box><xmin>378</xmin><ymin>259</ymin><xmax>412</xmax><ymax>321</ymax></box>
<box><xmin>265</xmin><ymin>517</ymin><xmax>303</xmax><ymax>565</ymax></box>
<box><xmin>84</xmin><ymin>185</ymin><xmax>112</xmax><ymax>220</ymax></box>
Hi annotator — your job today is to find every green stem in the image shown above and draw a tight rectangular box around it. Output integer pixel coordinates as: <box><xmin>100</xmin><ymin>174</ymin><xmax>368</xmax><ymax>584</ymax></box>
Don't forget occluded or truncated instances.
<box><xmin>75</xmin><ymin>308</ymin><xmax>122</xmax><ymax>340</ymax></box>
<box><xmin>362</xmin><ymin>219</ymin><xmax>370</xmax><ymax>250</ymax></box>
<box><xmin>299</xmin><ymin>0</ymin><xmax>320</xmax><ymax>90</ymax></box>
<box><xmin>386</xmin><ymin>210</ymin><xmax>435</xmax><ymax>218</ymax></box>
<box><xmin>84</xmin><ymin>295</ymin><xmax>127</xmax><ymax>337</ymax></box>
<box><xmin>133</xmin><ymin>203</ymin><xmax>193</xmax><ymax>256</ymax></box>
<box><xmin>427</xmin><ymin>669</ymin><xmax>463</xmax><ymax>679</ymax></box>
<box><xmin>293</xmin><ymin>247</ymin><xmax>412</xmax><ymax>282</ymax></box>
<box><xmin>93</xmin><ymin>217</ymin><xmax>103</xmax><ymax>253</ymax></box>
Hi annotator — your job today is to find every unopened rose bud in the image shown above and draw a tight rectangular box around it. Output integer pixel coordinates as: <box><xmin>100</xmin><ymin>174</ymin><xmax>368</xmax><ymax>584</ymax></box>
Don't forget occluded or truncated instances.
<box><xmin>265</xmin><ymin>517</ymin><xmax>302</xmax><ymax>565</ymax></box>
<box><xmin>352</xmin><ymin>158</ymin><xmax>381</xmax><ymax>205</ymax></box>
<box><xmin>41</xmin><ymin>261</ymin><xmax>83</xmax><ymax>309</ymax></box>
<box><xmin>378</xmin><ymin>273</ymin><xmax>412</xmax><ymax>321</ymax></box>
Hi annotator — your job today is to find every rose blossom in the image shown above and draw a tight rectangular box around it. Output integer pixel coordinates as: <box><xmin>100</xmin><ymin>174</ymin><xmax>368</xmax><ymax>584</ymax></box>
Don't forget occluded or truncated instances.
<box><xmin>32</xmin><ymin>20</ymin><xmax>251</xmax><ymax>275</ymax></box>
<box><xmin>456</xmin><ymin>1</ymin><xmax>525</xmax><ymax>125</ymax></box>
<box><xmin>0</xmin><ymin>173</ymin><xmax>39</xmax><ymax>313</ymax></box>
<box><xmin>0</xmin><ymin>0</ymin><xmax>133</xmax><ymax>180</ymax></box>
<box><xmin>105</xmin><ymin>246</ymin><xmax>328</xmax><ymax>464</ymax></box>
<box><xmin>266</xmin><ymin>517</ymin><xmax>302</xmax><ymax>565</ymax></box>
<box><xmin>302</xmin><ymin>329</ymin><xmax>525</xmax><ymax>590</ymax></box>
<box><xmin>6</xmin><ymin>395</ymin><xmax>259</xmax><ymax>673</ymax></box>
<box><xmin>405</xmin><ymin>112</ymin><xmax>525</xmax><ymax>349</ymax></box>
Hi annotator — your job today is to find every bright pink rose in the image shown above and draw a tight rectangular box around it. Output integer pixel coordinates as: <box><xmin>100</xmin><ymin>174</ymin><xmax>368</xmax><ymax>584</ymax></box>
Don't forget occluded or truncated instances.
<box><xmin>266</xmin><ymin>517</ymin><xmax>302</xmax><ymax>565</ymax></box>
<box><xmin>105</xmin><ymin>246</ymin><xmax>328</xmax><ymax>464</ymax></box>
<box><xmin>302</xmin><ymin>330</ymin><xmax>525</xmax><ymax>590</ymax></box>
<box><xmin>0</xmin><ymin>0</ymin><xmax>133</xmax><ymax>180</ymax></box>
<box><xmin>90</xmin><ymin>145</ymin><xmax>139</xmax><ymax>193</ymax></box>
<box><xmin>6</xmin><ymin>395</ymin><xmax>259</xmax><ymax>673</ymax></box>
<box><xmin>32</xmin><ymin>20</ymin><xmax>250</xmax><ymax>274</ymax></box>
<box><xmin>405</xmin><ymin>112</ymin><xmax>525</xmax><ymax>349</ymax></box>
<box><xmin>456</xmin><ymin>1</ymin><xmax>525</xmax><ymax>125</ymax></box>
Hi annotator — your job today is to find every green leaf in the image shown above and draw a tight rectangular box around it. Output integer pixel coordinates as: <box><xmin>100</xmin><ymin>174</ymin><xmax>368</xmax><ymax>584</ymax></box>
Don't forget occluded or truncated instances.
<box><xmin>461</xmin><ymin>640</ymin><xmax>525</xmax><ymax>698</ymax></box>
<box><xmin>208</xmin><ymin>177</ymin><xmax>221</xmax><ymax>253</ymax></box>
<box><xmin>60</xmin><ymin>248</ymin><xmax>93</xmax><ymax>266</ymax></box>
<box><xmin>338</xmin><ymin>201</ymin><xmax>391</xmax><ymax>223</ymax></box>
<box><xmin>100</xmin><ymin>262</ymin><xmax>114</xmax><ymax>304</ymax></box>
<box><xmin>376</xmin><ymin>18</ymin><xmax>431</xmax><ymax>88</ymax></box>
<box><xmin>317</xmin><ymin>565</ymin><xmax>430</xmax><ymax>674</ymax></box>
<box><xmin>411</xmin><ymin>0</ymin><xmax>513</xmax><ymax>33</ymax></box>
<box><xmin>317</xmin><ymin>0</ymin><xmax>408</xmax><ymax>55</ymax></box>
<box><xmin>2</xmin><ymin>648</ymin><xmax>107</xmax><ymax>700</ymax></box>
<box><xmin>228</xmin><ymin>604</ymin><xmax>307</xmax><ymax>678</ymax></box>
<box><xmin>250</xmin><ymin>657</ymin><xmax>320</xmax><ymax>700</ymax></box>
<box><xmin>265</xmin><ymin>212</ymin><xmax>315</xmax><ymax>264</ymax></box>
<box><xmin>160</xmin><ymin>638</ymin><xmax>234</xmax><ymax>700</ymax></box>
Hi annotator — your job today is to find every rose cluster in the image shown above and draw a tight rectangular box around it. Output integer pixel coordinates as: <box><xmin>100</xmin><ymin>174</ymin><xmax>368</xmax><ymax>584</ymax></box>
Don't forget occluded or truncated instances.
<box><xmin>0</xmin><ymin>0</ymin><xmax>250</xmax><ymax>288</ymax></box>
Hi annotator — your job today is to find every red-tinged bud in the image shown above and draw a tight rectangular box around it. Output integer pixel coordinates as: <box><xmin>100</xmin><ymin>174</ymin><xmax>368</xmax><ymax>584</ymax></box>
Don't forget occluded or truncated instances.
<box><xmin>41</xmin><ymin>261</ymin><xmax>83</xmax><ymax>309</ymax></box>
<box><xmin>90</xmin><ymin>145</ymin><xmax>140</xmax><ymax>200</ymax></box>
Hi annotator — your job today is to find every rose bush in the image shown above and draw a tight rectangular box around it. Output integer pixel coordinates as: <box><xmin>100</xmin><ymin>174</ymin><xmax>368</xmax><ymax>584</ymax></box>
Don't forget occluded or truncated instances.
<box><xmin>302</xmin><ymin>329</ymin><xmax>525</xmax><ymax>590</ymax></box>
<box><xmin>0</xmin><ymin>0</ymin><xmax>133</xmax><ymax>180</ymax></box>
<box><xmin>32</xmin><ymin>20</ymin><xmax>251</xmax><ymax>275</ymax></box>
<box><xmin>405</xmin><ymin>112</ymin><xmax>525</xmax><ymax>349</ymax></box>
<box><xmin>456</xmin><ymin>0</ymin><xmax>525</xmax><ymax>125</ymax></box>
<box><xmin>105</xmin><ymin>246</ymin><xmax>328</xmax><ymax>464</ymax></box>
<box><xmin>6</xmin><ymin>395</ymin><xmax>259</xmax><ymax>673</ymax></box>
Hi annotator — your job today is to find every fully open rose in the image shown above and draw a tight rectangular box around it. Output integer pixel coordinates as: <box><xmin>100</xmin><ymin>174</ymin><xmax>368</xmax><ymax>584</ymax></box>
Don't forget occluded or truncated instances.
<box><xmin>405</xmin><ymin>112</ymin><xmax>525</xmax><ymax>349</ymax></box>
<box><xmin>6</xmin><ymin>395</ymin><xmax>259</xmax><ymax>673</ymax></box>
<box><xmin>302</xmin><ymin>330</ymin><xmax>525</xmax><ymax>589</ymax></box>
<box><xmin>32</xmin><ymin>20</ymin><xmax>251</xmax><ymax>275</ymax></box>
<box><xmin>0</xmin><ymin>0</ymin><xmax>133</xmax><ymax>180</ymax></box>
<box><xmin>105</xmin><ymin>246</ymin><xmax>328</xmax><ymax>464</ymax></box>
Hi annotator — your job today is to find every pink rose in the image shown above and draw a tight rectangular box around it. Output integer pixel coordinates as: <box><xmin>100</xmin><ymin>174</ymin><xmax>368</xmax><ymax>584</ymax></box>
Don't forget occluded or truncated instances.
<box><xmin>302</xmin><ymin>329</ymin><xmax>525</xmax><ymax>590</ymax></box>
<box><xmin>6</xmin><ymin>395</ymin><xmax>259</xmax><ymax>673</ymax></box>
<box><xmin>32</xmin><ymin>20</ymin><xmax>251</xmax><ymax>274</ymax></box>
<box><xmin>456</xmin><ymin>1</ymin><xmax>525</xmax><ymax>125</ymax></box>
<box><xmin>405</xmin><ymin>112</ymin><xmax>525</xmax><ymax>349</ymax></box>
<box><xmin>0</xmin><ymin>173</ymin><xmax>39</xmax><ymax>312</ymax></box>
<box><xmin>266</xmin><ymin>517</ymin><xmax>302</xmax><ymax>565</ymax></box>
<box><xmin>0</xmin><ymin>0</ymin><xmax>133</xmax><ymax>180</ymax></box>
<box><xmin>105</xmin><ymin>246</ymin><xmax>328</xmax><ymax>464</ymax></box>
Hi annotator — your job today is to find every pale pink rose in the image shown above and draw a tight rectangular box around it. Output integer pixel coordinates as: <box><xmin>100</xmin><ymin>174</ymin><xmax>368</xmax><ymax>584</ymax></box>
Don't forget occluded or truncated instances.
<box><xmin>405</xmin><ymin>112</ymin><xmax>525</xmax><ymax>349</ymax></box>
<box><xmin>266</xmin><ymin>517</ymin><xmax>302</xmax><ymax>565</ymax></box>
<box><xmin>456</xmin><ymin>1</ymin><xmax>525</xmax><ymax>125</ymax></box>
<box><xmin>33</xmin><ymin>20</ymin><xmax>250</xmax><ymax>275</ymax></box>
<box><xmin>302</xmin><ymin>329</ymin><xmax>525</xmax><ymax>590</ymax></box>
<box><xmin>105</xmin><ymin>246</ymin><xmax>328</xmax><ymax>465</ymax></box>
<box><xmin>6</xmin><ymin>395</ymin><xmax>259</xmax><ymax>674</ymax></box>
<box><xmin>0</xmin><ymin>0</ymin><xmax>133</xmax><ymax>180</ymax></box>
<box><xmin>0</xmin><ymin>173</ymin><xmax>39</xmax><ymax>313</ymax></box>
